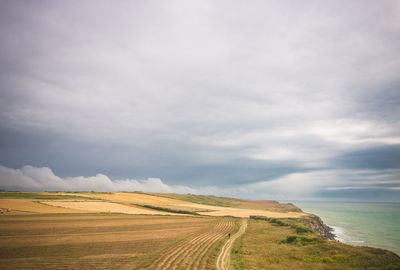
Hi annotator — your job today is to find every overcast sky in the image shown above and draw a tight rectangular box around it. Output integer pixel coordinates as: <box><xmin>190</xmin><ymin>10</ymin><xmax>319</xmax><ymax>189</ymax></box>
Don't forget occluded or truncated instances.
<box><xmin>1</xmin><ymin>0</ymin><xmax>399</xmax><ymax>201</ymax></box>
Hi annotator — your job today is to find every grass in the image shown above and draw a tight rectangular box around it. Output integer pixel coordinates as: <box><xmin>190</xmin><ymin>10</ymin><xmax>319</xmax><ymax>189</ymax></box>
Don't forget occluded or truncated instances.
<box><xmin>151</xmin><ymin>193</ymin><xmax>240</xmax><ymax>207</ymax></box>
<box><xmin>230</xmin><ymin>219</ymin><xmax>400</xmax><ymax>269</ymax></box>
<box><xmin>283</xmin><ymin>235</ymin><xmax>321</xmax><ymax>246</ymax></box>
<box><xmin>0</xmin><ymin>192</ymin><xmax>98</xmax><ymax>200</ymax></box>
<box><xmin>229</xmin><ymin>228</ymin><xmax>245</xmax><ymax>270</ymax></box>
<box><xmin>251</xmin><ymin>216</ymin><xmax>313</xmax><ymax>233</ymax></box>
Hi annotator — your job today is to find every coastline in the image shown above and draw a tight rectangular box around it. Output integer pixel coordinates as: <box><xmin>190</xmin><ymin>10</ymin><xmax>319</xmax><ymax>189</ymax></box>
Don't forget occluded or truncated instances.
<box><xmin>293</xmin><ymin>201</ymin><xmax>400</xmax><ymax>256</ymax></box>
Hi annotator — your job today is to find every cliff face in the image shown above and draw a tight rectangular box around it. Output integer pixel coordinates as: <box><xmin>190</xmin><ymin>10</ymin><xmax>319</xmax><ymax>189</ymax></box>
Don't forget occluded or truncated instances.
<box><xmin>302</xmin><ymin>214</ymin><xmax>336</xmax><ymax>240</ymax></box>
<box><xmin>287</xmin><ymin>214</ymin><xmax>335</xmax><ymax>240</ymax></box>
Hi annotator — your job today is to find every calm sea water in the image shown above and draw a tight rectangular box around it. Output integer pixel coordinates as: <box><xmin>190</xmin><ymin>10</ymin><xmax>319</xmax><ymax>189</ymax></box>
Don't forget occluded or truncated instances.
<box><xmin>293</xmin><ymin>201</ymin><xmax>400</xmax><ymax>255</ymax></box>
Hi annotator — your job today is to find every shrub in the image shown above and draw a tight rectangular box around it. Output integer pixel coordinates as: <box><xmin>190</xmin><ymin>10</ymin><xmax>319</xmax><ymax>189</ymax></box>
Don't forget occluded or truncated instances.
<box><xmin>251</xmin><ymin>216</ymin><xmax>312</xmax><ymax>233</ymax></box>
<box><xmin>283</xmin><ymin>235</ymin><xmax>320</xmax><ymax>246</ymax></box>
<box><xmin>291</xmin><ymin>223</ymin><xmax>313</xmax><ymax>233</ymax></box>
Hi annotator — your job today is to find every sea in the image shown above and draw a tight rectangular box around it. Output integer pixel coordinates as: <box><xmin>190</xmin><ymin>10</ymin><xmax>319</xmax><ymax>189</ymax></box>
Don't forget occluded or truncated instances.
<box><xmin>293</xmin><ymin>201</ymin><xmax>400</xmax><ymax>256</ymax></box>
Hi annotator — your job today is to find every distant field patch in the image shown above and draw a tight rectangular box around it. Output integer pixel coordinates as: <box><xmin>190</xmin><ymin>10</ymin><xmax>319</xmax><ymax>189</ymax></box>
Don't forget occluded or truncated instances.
<box><xmin>41</xmin><ymin>201</ymin><xmax>183</xmax><ymax>215</ymax></box>
<box><xmin>0</xmin><ymin>192</ymin><xmax>98</xmax><ymax>200</ymax></box>
<box><xmin>0</xmin><ymin>199</ymin><xmax>88</xmax><ymax>214</ymax></box>
<box><xmin>75</xmin><ymin>192</ymin><xmax>187</xmax><ymax>206</ymax></box>
<box><xmin>175</xmin><ymin>203</ymin><xmax>307</xmax><ymax>218</ymax></box>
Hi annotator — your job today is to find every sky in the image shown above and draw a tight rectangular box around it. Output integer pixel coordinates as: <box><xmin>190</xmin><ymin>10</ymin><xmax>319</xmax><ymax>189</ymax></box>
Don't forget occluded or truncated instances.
<box><xmin>0</xmin><ymin>0</ymin><xmax>400</xmax><ymax>202</ymax></box>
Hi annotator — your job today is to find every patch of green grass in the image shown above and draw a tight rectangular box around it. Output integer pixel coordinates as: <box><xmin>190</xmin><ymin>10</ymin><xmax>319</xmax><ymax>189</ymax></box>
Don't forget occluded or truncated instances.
<box><xmin>292</xmin><ymin>253</ymin><xmax>351</xmax><ymax>263</ymax></box>
<box><xmin>150</xmin><ymin>193</ymin><xmax>239</xmax><ymax>207</ymax></box>
<box><xmin>251</xmin><ymin>216</ymin><xmax>313</xmax><ymax>233</ymax></box>
<box><xmin>0</xmin><ymin>192</ymin><xmax>98</xmax><ymax>200</ymax></box>
<box><xmin>283</xmin><ymin>235</ymin><xmax>320</xmax><ymax>246</ymax></box>
<box><xmin>134</xmin><ymin>204</ymin><xmax>200</xmax><ymax>215</ymax></box>
<box><xmin>291</xmin><ymin>223</ymin><xmax>313</xmax><ymax>233</ymax></box>
<box><xmin>230</xmin><ymin>229</ymin><xmax>245</xmax><ymax>270</ymax></box>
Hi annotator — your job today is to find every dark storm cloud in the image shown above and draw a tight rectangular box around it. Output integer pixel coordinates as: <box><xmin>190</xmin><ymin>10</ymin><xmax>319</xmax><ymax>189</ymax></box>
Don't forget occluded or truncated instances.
<box><xmin>0</xmin><ymin>0</ymin><xmax>400</xmax><ymax>200</ymax></box>
<box><xmin>335</xmin><ymin>145</ymin><xmax>400</xmax><ymax>170</ymax></box>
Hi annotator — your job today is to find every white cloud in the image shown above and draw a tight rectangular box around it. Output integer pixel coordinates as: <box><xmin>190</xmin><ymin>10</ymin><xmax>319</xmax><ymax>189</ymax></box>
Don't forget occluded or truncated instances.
<box><xmin>1</xmin><ymin>165</ymin><xmax>399</xmax><ymax>202</ymax></box>
<box><xmin>219</xmin><ymin>169</ymin><xmax>400</xmax><ymax>200</ymax></box>
<box><xmin>0</xmin><ymin>165</ymin><xmax>195</xmax><ymax>193</ymax></box>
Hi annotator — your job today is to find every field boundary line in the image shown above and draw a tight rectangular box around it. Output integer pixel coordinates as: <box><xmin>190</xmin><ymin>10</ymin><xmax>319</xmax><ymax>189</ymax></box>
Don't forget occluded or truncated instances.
<box><xmin>216</xmin><ymin>218</ymin><xmax>247</xmax><ymax>270</ymax></box>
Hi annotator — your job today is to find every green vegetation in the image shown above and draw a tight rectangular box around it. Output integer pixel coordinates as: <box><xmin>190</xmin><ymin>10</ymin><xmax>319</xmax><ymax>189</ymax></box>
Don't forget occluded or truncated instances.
<box><xmin>0</xmin><ymin>192</ymin><xmax>98</xmax><ymax>200</ymax></box>
<box><xmin>283</xmin><ymin>235</ymin><xmax>320</xmax><ymax>246</ymax></box>
<box><xmin>251</xmin><ymin>216</ymin><xmax>312</xmax><ymax>233</ymax></box>
<box><xmin>134</xmin><ymin>204</ymin><xmax>200</xmax><ymax>215</ymax></box>
<box><xmin>151</xmin><ymin>193</ymin><xmax>239</xmax><ymax>207</ymax></box>
<box><xmin>229</xmin><ymin>230</ymin><xmax>245</xmax><ymax>270</ymax></box>
<box><xmin>236</xmin><ymin>202</ymin><xmax>302</xmax><ymax>213</ymax></box>
<box><xmin>229</xmin><ymin>219</ymin><xmax>400</xmax><ymax>270</ymax></box>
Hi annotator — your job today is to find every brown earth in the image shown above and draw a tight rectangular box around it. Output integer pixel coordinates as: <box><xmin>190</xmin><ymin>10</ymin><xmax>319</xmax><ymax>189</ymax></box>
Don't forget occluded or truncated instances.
<box><xmin>0</xmin><ymin>214</ymin><xmax>216</xmax><ymax>270</ymax></box>
<box><xmin>142</xmin><ymin>217</ymin><xmax>238</xmax><ymax>270</ymax></box>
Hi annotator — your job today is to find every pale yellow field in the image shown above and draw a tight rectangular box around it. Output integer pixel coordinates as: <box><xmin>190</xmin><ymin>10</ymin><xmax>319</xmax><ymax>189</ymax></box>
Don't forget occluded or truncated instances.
<box><xmin>41</xmin><ymin>201</ymin><xmax>184</xmax><ymax>215</ymax></box>
<box><xmin>71</xmin><ymin>192</ymin><xmax>185</xmax><ymax>205</ymax></box>
<box><xmin>0</xmin><ymin>199</ymin><xmax>88</xmax><ymax>214</ymax></box>
<box><xmin>175</xmin><ymin>203</ymin><xmax>307</xmax><ymax>218</ymax></box>
<box><xmin>55</xmin><ymin>192</ymin><xmax>307</xmax><ymax>218</ymax></box>
<box><xmin>73</xmin><ymin>192</ymin><xmax>307</xmax><ymax>218</ymax></box>
<box><xmin>1</xmin><ymin>192</ymin><xmax>307</xmax><ymax>218</ymax></box>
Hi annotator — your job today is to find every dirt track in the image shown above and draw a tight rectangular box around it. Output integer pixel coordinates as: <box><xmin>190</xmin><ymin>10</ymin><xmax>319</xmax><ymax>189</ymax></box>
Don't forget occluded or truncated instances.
<box><xmin>216</xmin><ymin>219</ymin><xmax>247</xmax><ymax>270</ymax></box>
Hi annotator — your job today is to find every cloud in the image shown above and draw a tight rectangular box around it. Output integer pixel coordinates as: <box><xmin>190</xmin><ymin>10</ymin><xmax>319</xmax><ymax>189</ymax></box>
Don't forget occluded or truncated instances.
<box><xmin>0</xmin><ymin>165</ymin><xmax>195</xmax><ymax>193</ymax></box>
<box><xmin>248</xmin><ymin>169</ymin><xmax>400</xmax><ymax>194</ymax></box>
<box><xmin>1</xmin><ymin>164</ymin><xmax>399</xmax><ymax>202</ymax></box>
<box><xmin>0</xmin><ymin>1</ymin><xmax>399</xmax><ymax>201</ymax></box>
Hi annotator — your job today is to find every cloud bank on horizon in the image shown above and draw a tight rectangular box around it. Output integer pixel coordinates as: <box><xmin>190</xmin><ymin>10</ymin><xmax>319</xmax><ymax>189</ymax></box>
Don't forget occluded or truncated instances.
<box><xmin>0</xmin><ymin>0</ymin><xmax>399</xmax><ymax>201</ymax></box>
<box><xmin>1</xmin><ymin>165</ymin><xmax>399</xmax><ymax>202</ymax></box>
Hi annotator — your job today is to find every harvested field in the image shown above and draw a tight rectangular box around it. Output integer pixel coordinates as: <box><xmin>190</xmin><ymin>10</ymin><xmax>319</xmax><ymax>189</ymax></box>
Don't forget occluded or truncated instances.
<box><xmin>70</xmin><ymin>193</ymin><xmax>307</xmax><ymax>218</ymax></box>
<box><xmin>74</xmin><ymin>192</ymin><xmax>217</xmax><ymax>213</ymax></box>
<box><xmin>40</xmin><ymin>201</ymin><xmax>182</xmax><ymax>215</ymax></box>
<box><xmin>2</xmin><ymin>192</ymin><xmax>306</xmax><ymax>218</ymax></box>
<box><xmin>75</xmin><ymin>192</ymin><xmax>185</xmax><ymax>205</ymax></box>
<box><xmin>142</xmin><ymin>217</ymin><xmax>238</xmax><ymax>270</ymax></box>
<box><xmin>176</xmin><ymin>203</ymin><xmax>307</xmax><ymax>218</ymax></box>
<box><xmin>0</xmin><ymin>214</ymin><xmax>215</xmax><ymax>269</ymax></box>
<box><xmin>0</xmin><ymin>199</ymin><xmax>88</xmax><ymax>214</ymax></box>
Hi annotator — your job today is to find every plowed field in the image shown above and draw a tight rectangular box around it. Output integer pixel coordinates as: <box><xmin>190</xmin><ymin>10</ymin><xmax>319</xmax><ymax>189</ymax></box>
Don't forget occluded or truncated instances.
<box><xmin>0</xmin><ymin>214</ymin><xmax>215</xmax><ymax>269</ymax></box>
<box><xmin>141</xmin><ymin>217</ymin><xmax>238</xmax><ymax>270</ymax></box>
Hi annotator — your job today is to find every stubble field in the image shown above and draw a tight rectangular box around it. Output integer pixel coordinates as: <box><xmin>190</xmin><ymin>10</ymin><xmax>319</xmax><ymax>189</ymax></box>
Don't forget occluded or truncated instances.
<box><xmin>0</xmin><ymin>213</ymin><xmax>237</xmax><ymax>269</ymax></box>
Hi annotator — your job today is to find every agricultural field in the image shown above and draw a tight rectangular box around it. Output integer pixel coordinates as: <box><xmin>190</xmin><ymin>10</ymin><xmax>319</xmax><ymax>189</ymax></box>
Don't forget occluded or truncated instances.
<box><xmin>1</xmin><ymin>192</ymin><xmax>399</xmax><ymax>269</ymax></box>
<box><xmin>0</xmin><ymin>213</ymin><xmax>238</xmax><ymax>270</ymax></box>
<box><xmin>152</xmin><ymin>193</ymin><xmax>302</xmax><ymax>213</ymax></box>
<box><xmin>0</xmin><ymin>192</ymin><xmax>305</xmax><ymax>218</ymax></box>
<box><xmin>230</xmin><ymin>218</ymin><xmax>400</xmax><ymax>270</ymax></box>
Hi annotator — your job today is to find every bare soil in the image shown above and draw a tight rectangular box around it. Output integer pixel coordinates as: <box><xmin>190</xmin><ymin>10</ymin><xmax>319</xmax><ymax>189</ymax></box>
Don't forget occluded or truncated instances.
<box><xmin>0</xmin><ymin>214</ymin><xmax>214</xmax><ymax>269</ymax></box>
